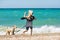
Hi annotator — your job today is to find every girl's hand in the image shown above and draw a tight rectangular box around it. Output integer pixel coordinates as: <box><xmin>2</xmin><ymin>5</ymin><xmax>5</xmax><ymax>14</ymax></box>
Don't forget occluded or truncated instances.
<box><xmin>24</xmin><ymin>12</ymin><xmax>26</xmax><ymax>17</ymax></box>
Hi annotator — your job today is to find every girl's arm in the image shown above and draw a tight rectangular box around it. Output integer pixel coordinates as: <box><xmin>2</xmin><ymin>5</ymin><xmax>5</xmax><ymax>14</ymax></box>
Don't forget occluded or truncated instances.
<box><xmin>24</xmin><ymin>12</ymin><xmax>26</xmax><ymax>17</ymax></box>
<box><xmin>21</xmin><ymin>12</ymin><xmax>27</xmax><ymax>20</ymax></box>
<box><xmin>24</xmin><ymin>12</ymin><xmax>30</xmax><ymax>19</ymax></box>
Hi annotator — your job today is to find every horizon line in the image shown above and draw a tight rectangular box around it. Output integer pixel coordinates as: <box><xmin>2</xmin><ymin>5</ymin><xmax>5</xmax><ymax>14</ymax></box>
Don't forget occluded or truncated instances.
<box><xmin>0</xmin><ymin>8</ymin><xmax>59</xmax><ymax>9</ymax></box>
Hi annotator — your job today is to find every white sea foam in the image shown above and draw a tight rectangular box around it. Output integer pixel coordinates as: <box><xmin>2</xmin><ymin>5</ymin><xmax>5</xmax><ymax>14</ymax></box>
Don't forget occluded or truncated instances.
<box><xmin>15</xmin><ymin>25</ymin><xmax>60</xmax><ymax>35</ymax></box>
<box><xmin>0</xmin><ymin>25</ymin><xmax>60</xmax><ymax>35</ymax></box>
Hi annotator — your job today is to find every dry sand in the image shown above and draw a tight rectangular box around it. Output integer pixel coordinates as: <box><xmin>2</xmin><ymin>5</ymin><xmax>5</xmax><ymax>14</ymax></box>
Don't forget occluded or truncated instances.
<box><xmin>0</xmin><ymin>33</ymin><xmax>60</xmax><ymax>40</ymax></box>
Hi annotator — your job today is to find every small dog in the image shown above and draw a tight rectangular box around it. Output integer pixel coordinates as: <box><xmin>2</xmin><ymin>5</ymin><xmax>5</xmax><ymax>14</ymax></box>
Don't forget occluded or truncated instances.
<box><xmin>6</xmin><ymin>25</ymin><xmax>17</xmax><ymax>35</ymax></box>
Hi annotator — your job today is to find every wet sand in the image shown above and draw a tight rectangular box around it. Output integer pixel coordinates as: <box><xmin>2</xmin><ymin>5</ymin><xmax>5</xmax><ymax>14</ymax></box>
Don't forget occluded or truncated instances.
<box><xmin>0</xmin><ymin>33</ymin><xmax>60</xmax><ymax>40</ymax></box>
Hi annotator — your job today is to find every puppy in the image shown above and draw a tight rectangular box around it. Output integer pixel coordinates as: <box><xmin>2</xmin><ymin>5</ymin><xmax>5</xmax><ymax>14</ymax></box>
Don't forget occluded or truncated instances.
<box><xmin>6</xmin><ymin>25</ymin><xmax>17</xmax><ymax>35</ymax></box>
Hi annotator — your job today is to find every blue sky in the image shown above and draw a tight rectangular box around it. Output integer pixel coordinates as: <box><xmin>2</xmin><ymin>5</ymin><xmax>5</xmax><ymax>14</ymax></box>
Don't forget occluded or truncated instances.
<box><xmin>0</xmin><ymin>0</ymin><xmax>60</xmax><ymax>8</ymax></box>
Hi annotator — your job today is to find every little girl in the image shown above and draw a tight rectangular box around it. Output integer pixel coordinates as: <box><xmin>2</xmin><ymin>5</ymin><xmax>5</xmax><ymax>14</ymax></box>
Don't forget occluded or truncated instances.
<box><xmin>21</xmin><ymin>10</ymin><xmax>35</xmax><ymax>36</ymax></box>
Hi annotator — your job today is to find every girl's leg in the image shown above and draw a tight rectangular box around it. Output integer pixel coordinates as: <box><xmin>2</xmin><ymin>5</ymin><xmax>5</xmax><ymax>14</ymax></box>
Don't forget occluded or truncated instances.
<box><xmin>23</xmin><ymin>27</ymin><xmax>29</xmax><ymax>33</ymax></box>
<box><xmin>31</xmin><ymin>29</ymin><xmax>32</xmax><ymax>36</ymax></box>
<box><xmin>30</xmin><ymin>27</ymin><xmax>33</xmax><ymax>36</ymax></box>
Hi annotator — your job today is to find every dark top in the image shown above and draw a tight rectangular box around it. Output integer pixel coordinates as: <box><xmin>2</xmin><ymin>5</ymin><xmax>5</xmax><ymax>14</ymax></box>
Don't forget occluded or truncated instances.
<box><xmin>21</xmin><ymin>16</ymin><xmax>35</xmax><ymax>27</ymax></box>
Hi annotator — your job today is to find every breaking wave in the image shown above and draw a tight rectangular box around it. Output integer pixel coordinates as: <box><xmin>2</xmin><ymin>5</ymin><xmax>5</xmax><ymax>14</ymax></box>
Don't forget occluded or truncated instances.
<box><xmin>0</xmin><ymin>25</ymin><xmax>60</xmax><ymax>35</ymax></box>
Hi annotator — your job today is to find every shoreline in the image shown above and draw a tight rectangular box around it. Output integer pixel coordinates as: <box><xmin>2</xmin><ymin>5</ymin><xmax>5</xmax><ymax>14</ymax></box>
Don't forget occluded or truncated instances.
<box><xmin>0</xmin><ymin>33</ymin><xmax>60</xmax><ymax>40</ymax></box>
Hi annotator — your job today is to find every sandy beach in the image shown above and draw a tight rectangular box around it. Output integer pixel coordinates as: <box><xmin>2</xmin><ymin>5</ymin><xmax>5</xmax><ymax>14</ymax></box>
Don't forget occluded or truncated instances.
<box><xmin>0</xmin><ymin>33</ymin><xmax>60</xmax><ymax>40</ymax></box>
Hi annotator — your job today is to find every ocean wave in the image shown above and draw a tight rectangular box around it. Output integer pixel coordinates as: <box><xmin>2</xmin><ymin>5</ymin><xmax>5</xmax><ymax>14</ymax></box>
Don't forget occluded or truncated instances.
<box><xmin>0</xmin><ymin>25</ymin><xmax>60</xmax><ymax>35</ymax></box>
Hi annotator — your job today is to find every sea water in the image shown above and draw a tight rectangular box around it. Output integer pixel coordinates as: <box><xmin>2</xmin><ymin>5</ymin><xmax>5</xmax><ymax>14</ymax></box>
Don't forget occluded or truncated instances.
<box><xmin>0</xmin><ymin>8</ymin><xmax>60</xmax><ymax>35</ymax></box>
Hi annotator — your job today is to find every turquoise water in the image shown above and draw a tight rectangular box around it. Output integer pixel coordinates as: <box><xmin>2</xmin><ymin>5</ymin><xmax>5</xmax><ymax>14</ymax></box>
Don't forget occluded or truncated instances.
<box><xmin>0</xmin><ymin>8</ymin><xmax>60</xmax><ymax>28</ymax></box>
